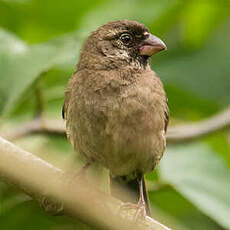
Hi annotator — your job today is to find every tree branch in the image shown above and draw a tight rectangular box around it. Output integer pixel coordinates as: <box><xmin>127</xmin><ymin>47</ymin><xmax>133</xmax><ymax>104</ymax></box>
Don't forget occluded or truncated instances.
<box><xmin>3</xmin><ymin>107</ymin><xmax>230</xmax><ymax>143</ymax></box>
<box><xmin>0</xmin><ymin>136</ymin><xmax>171</xmax><ymax>230</ymax></box>
<box><xmin>167</xmin><ymin>107</ymin><xmax>230</xmax><ymax>143</ymax></box>
<box><xmin>3</xmin><ymin>118</ymin><xmax>65</xmax><ymax>141</ymax></box>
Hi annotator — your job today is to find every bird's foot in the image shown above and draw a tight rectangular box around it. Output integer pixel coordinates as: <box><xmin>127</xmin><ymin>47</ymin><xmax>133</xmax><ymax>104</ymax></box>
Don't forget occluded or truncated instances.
<box><xmin>119</xmin><ymin>202</ymin><xmax>146</xmax><ymax>221</ymax></box>
<box><xmin>134</xmin><ymin>199</ymin><xmax>146</xmax><ymax>220</ymax></box>
<box><xmin>119</xmin><ymin>202</ymin><xmax>138</xmax><ymax>211</ymax></box>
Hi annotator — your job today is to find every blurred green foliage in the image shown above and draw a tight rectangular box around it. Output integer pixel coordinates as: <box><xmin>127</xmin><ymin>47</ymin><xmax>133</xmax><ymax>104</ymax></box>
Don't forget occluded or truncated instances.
<box><xmin>0</xmin><ymin>0</ymin><xmax>230</xmax><ymax>229</ymax></box>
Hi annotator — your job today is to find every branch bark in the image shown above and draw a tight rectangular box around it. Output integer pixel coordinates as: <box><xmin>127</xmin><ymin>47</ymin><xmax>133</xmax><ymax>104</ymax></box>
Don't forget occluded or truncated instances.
<box><xmin>0</xmin><ymin>136</ymin><xmax>171</xmax><ymax>230</ymax></box>
<box><xmin>3</xmin><ymin>107</ymin><xmax>230</xmax><ymax>143</ymax></box>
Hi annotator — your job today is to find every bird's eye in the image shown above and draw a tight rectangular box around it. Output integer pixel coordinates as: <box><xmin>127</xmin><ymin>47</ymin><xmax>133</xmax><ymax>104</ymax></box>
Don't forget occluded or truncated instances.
<box><xmin>120</xmin><ymin>33</ymin><xmax>132</xmax><ymax>44</ymax></box>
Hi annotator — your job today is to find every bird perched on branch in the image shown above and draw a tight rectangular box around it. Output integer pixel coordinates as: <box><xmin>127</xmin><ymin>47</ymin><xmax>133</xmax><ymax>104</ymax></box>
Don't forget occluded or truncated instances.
<box><xmin>63</xmin><ymin>20</ymin><xmax>168</xmax><ymax>217</ymax></box>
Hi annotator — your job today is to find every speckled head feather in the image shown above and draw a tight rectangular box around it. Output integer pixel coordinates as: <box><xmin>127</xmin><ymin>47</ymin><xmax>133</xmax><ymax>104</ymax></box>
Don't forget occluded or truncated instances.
<box><xmin>77</xmin><ymin>20</ymin><xmax>153</xmax><ymax>70</ymax></box>
<box><xmin>96</xmin><ymin>20</ymin><xmax>149</xmax><ymax>38</ymax></box>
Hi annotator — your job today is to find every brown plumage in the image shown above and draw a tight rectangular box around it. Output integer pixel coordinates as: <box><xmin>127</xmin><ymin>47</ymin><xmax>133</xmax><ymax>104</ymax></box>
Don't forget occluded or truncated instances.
<box><xmin>63</xmin><ymin>20</ymin><xmax>168</xmax><ymax>217</ymax></box>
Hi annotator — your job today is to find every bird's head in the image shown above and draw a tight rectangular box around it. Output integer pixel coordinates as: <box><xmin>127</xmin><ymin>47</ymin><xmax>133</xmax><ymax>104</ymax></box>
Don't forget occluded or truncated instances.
<box><xmin>77</xmin><ymin>20</ymin><xmax>167</xmax><ymax>70</ymax></box>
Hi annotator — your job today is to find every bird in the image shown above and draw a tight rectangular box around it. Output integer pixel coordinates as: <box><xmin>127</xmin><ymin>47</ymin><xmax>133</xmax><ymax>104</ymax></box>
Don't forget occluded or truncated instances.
<box><xmin>62</xmin><ymin>20</ymin><xmax>169</xmax><ymax>217</ymax></box>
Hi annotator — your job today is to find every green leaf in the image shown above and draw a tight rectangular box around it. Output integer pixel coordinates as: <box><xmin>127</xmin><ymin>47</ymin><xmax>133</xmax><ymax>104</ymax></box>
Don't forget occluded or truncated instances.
<box><xmin>0</xmin><ymin>0</ymin><xmax>106</xmax><ymax>43</ymax></box>
<box><xmin>0</xmin><ymin>29</ymin><xmax>28</xmax><ymax>114</ymax></box>
<box><xmin>154</xmin><ymin>28</ymin><xmax>230</xmax><ymax>107</ymax></box>
<box><xmin>182</xmin><ymin>0</ymin><xmax>228</xmax><ymax>48</ymax></box>
<box><xmin>160</xmin><ymin>142</ymin><xmax>230</xmax><ymax>229</ymax></box>
<box><xmin>0</xmin><ymin>200</ymin><xmax>92</xmax><ymax>230</ymax></box>
<box><xmin>0</xmin><ymin>29</ymin><xmax>80</xmax><ymax>116</ymax></box>
<box><xmin>149</xmin><ymin>186</ymin><xmax>223</xmax><ymax>230</ymax></box>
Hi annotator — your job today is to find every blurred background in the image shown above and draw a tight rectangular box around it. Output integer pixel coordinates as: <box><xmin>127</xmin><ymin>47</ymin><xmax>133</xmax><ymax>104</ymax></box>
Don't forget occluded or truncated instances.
<box><xmin>0</xmin><ymin>0</ymin><xmax>230</xmax><ymax>229</ymax></box>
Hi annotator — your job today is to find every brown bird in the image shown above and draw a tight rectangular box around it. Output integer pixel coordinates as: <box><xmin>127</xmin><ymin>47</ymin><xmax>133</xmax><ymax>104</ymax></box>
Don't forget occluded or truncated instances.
<box><xmin>63</xmin><ymin>20</ymin><xmax>169</xmax><ymax>217</ymax></box>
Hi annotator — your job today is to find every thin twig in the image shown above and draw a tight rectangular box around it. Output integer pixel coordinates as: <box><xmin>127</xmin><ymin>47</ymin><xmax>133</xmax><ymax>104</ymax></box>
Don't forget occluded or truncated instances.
<box><xmin>3</xmin><ymin>118</ymin><xmax>66</xmax><ymax>141</ymax></box>
<box><xmin>2</xmin><ymin>107</ymin><xmax>230</xmax><ymax>143</ymax></box>
<box><xmin>167</xmin><ymin>107</ymin><xmax>230</xmax><ymax>143</ymax></box>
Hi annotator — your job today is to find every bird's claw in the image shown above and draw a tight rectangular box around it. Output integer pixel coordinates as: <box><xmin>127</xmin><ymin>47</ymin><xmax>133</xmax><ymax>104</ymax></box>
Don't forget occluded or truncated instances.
<box><xmin>119</xmin><ymin>202</ymin><xmax>147</xmax><ymax>221</ymax></box>
<box><xmin>134</xmin><ymin>203</ymin><xmax>146</xmax><ymax>220</ymax></box>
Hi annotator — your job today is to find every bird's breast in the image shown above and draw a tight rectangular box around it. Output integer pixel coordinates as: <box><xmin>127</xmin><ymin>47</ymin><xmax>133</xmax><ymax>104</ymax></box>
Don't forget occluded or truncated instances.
<box><xmin>101</xmin><ymin>78</ymin><xmax>166</xmax><ymax>176</ymax></box>
<box><xmin>68</xmin><ymin>70</ymin><xmax>167</xmax><ymax>177</ymax></box>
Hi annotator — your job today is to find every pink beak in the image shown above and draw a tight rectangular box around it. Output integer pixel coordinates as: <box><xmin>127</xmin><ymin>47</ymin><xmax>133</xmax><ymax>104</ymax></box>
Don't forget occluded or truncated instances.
<box><xmin>139</xmin><ymin>33</ymin><xmax>167</xmax><ymax>56</ymax></box>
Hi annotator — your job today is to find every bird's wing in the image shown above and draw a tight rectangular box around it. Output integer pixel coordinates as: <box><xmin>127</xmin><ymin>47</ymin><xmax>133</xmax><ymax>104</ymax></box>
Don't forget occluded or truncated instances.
<box><xmin>62</xmin><ymin>72</ymin><xmax>78</xmax><ymax>120</ymax></box>
<box><xmin>151</xmin><ymin>71</ymin><xmax>169</xmax><ymax>133</ymax></box>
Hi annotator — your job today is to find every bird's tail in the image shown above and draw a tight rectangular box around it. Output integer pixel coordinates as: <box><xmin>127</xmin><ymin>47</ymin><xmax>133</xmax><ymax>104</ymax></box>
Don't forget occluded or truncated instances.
<box><xmin>109</xmin><ymin>174</ymin><xmax>151</xmax><ymax>216</ymax></box>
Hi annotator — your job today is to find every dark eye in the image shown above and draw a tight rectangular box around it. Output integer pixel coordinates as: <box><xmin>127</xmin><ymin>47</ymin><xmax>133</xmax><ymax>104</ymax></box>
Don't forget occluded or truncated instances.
<box><xmin>120</xmin><ymin>33</ymin><xmax>132</xmax><ymax>44</ymax></box>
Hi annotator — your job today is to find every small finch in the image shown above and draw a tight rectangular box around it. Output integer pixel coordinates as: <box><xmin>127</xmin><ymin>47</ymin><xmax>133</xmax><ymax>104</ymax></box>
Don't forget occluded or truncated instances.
<box><xmin>63</xmin><ymin>20</ymin><xmax>169</xmax><ymax>217</ymax></box>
